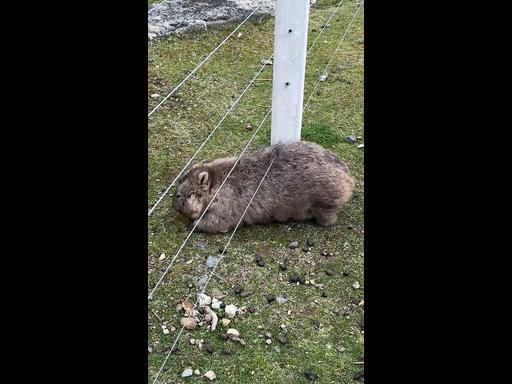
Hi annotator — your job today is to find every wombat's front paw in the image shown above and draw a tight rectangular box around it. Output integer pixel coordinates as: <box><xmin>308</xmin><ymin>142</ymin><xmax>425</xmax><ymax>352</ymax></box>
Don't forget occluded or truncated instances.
<box><xmin>186</xmin><ymin>221</ymin><xmax>194</xmax><ymax>231</ymax></box>
<box><xmin>188</xmin><ymin>219</ymin><xmax>204</xmax><ymax>232</ymax></box>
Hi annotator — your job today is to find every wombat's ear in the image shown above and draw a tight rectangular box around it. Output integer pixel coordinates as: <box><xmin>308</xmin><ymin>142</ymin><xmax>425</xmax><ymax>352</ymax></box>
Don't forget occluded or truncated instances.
<box><xmin>198</xmin><ymin>171</ymin><xmax>209</xmax><ymax>185</ymax></box>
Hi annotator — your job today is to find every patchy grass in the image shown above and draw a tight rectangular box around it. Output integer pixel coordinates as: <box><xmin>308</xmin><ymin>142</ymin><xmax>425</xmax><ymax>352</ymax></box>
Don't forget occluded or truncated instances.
<box><xmin>148</xmin><ymin>1</ymin><xmax>364</xmax><ymax>383</ymax></box>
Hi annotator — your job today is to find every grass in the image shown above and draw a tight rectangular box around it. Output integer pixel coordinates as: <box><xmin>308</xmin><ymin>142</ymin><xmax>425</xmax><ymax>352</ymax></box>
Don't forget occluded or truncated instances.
<box><xmin>148</xmin><ymin>1</ymin><xmax>364</xmax><ymax>383</ymax></box>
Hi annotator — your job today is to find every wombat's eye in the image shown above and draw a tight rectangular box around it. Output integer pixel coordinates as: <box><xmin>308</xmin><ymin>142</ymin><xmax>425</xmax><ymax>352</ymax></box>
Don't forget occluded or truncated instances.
<box><xmin>176</xmin><ymin>193</ymin><xmax>182</xmax><ymax>198</ymax></box>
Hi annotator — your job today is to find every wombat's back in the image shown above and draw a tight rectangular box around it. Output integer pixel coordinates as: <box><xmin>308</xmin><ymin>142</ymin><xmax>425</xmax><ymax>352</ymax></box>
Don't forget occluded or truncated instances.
<box><xmin>233</xmin><ymin>141</ymin><xmax>354</xmax><ymax>226</ymax></box>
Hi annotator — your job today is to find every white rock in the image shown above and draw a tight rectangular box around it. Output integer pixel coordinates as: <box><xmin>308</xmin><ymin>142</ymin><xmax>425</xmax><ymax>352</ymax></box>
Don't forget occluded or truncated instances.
<box><xmin>205</xmin><ymin>306</ymin><xmax>218</xmax><ymax>331</ymax></box>
<box><xmin>150</xmin><ymin>93</ymin><xmax>160</xmax><ymax>98</ymax></box>
<box><xmin>225</xmin><ymin>304</ymin><xmax>238</xmax><ymax>318</ymax></box>
<box><xmin>203</xmin><ymin>370</ymin><xmax>216</xmax><ymax>380</ymax></box>
<box><xmin>158</xmin><ymin>252</ymin><xmax>166</xmax><ymax>260</ymax></box>
<box><xmin>211</xmin><ymin>298</ymin><xmax>222</xmax><ymax>310</ymax></box>
<box><xmin>236</xmin><ymin>337</ymin><xmax>246</xmax><ymax>346</ymax></box>
<box><xmin>190</xmin><ymin>339</ymin><xmax>196</xmax><ymax>345</ymax></box>
<box><xmin>280</xmin><ymin>324</ymin><xmax>286</xmax><ymax>330</ymax></box>
<box><xmin>357</xmin><ymin>144</ymin><xmax>365</xmax><ymax>149</ymax></box>
<box><xmin>181</xmin><ymin>368</ymin><xmax>193</xmax><ymax>377</ymax></box>
<box><xmin>194</xmin><ymin>369</ymin><xmax>200</xmax><ymax>375</ymax></box>
<box><xmin>352</xmin><ymin>281</ymin><xmax>361</xmax><ymax>289</ymax></box>
<box><xmin>260</xmin><ymin>59</ymin><xmax>273</xmax><ymax>65</ymax></box>
<box><xmin>266</xmin><ymin>339</ymin><xmax>272</xmax><ymax>345</ymax></box>
<box><xmin>162</xmin><ymin>328</ymin><xmax>169</xmax><ymax>335</ymax></box>
<box><xmin>226</xmin><ymin>328</ymin><xmax>240</xmax><ymax>338</ymax></box>
<box><xmin>319</xmin><ymin>73</ymin><xmax>328</xmax><ymax>81</ymax></box>
<box><xmin>197</xmin><ymin>293</ymin><xmax>212</xmax><ymax>307</ymax></box>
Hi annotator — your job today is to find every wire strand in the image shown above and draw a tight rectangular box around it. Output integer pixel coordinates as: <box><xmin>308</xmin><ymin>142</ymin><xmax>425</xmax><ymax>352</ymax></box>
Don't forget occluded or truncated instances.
<box><xmin>149</xmin><ymin>3</ymin><xmax>364</xmax><ymax>380</ymax></box>
<box><xmin>148</xmin><ymin>107</ymin><xmax>272</xmax><ymax>299</ymax></box>
<box><xmin>148</xmin><ymin>3</ymin><xmax>263</xmax><ymax>118</ymax></box>
<box><xmin>148</xmin><ymin>0</ymin><xmax>340</xmax><ymax>216</ymax></box>
<box><xmin>306</xmin><ymin>0</ymin><xmax>346</xmax><ymax>55</ymax></box>
<box><xmin>148</xmin><ymin>0</ymin><xmax>170</xmax><ymax>15</ymax></box>
<box><xmin>147</xmin><ymin>51</ymin><xmax>273</xmax><ymax>217</ymax></box>
<box><xmin>303</xmin><ymin>0</ymin><xmax>364</xmax><ymax>111</ymax></box>
<box><xmin>150</xmin><ymin>157</ymin><xmax>276</xmax><ymax>384</ymax></box>
<box><xmin>148</xmin><ymin>0</ymin><xmax>364</xmax><ymax>294</ymax></box>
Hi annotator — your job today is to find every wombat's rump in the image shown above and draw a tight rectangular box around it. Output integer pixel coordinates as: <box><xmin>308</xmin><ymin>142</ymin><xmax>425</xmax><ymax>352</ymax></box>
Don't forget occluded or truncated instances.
<box><xmin>172</xmin><ymin>141</ymin><xmax>355</xmax><ymax>233</ymax></box>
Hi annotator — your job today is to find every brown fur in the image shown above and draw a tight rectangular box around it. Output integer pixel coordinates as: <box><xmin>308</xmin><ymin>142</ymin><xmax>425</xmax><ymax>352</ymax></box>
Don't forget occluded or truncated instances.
<box><xmin>172</xmin><ymin>141</ymin><xmax>355</xmax><ymax>233</ymax></box>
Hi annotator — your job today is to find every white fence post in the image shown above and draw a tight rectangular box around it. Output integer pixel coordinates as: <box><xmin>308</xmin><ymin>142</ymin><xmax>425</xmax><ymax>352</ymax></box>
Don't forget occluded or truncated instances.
<box><xmin>270</xmin><ymin>0</ymin><xmax>310</xmax><ymax>145</ymax></box>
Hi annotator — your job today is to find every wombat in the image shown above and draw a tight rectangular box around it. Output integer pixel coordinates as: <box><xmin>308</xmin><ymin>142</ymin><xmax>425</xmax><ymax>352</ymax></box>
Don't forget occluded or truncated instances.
<box><xmin>172</xmin><ymin>141</ymin><xmax>355</xmax><ymax>234</ymax></box>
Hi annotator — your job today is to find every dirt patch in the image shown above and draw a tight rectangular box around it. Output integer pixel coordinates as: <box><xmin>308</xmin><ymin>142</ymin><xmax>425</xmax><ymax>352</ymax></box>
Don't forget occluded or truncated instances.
<box><xmin>148</xmin><ymin>0</ymin><xmax>276</xmax><ymax>39</ymax></box>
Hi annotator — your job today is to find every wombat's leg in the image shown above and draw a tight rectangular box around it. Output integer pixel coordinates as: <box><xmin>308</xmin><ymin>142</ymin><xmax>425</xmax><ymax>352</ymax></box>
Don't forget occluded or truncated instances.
<box><xmin>311</xmin><ymin>205</ymin><xmax>339</xmax><ymax>227</ymax></box>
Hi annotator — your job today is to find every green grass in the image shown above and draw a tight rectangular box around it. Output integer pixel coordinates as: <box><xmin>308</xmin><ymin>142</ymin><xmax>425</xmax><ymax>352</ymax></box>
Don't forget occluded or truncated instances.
<box><xmin>148</xmin><ymin>1</ymin><xmax>364</xmax><ymax>383</ymax></box>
